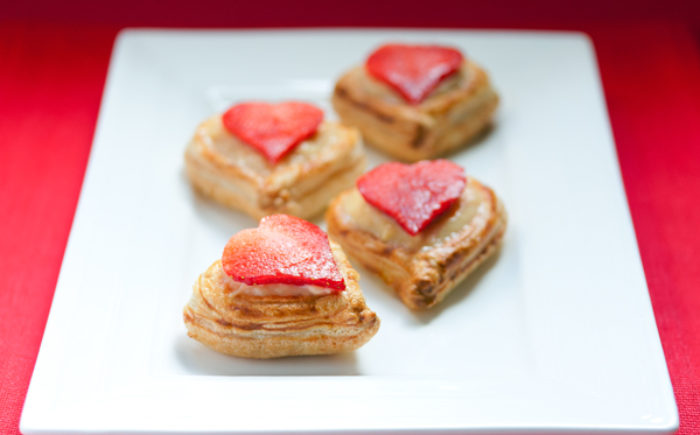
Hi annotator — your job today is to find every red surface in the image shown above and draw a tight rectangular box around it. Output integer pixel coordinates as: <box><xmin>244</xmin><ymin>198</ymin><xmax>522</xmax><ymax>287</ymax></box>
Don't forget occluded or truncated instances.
<box><xmin>366</xmin><ymin>44</ymin><xmax>464</xmax><ymax>104</ymax></box>
<box><xmin>357</xmin><ymin>160</ymin><xmax>466</xmax><ymax>235</ymax></box>
<box><xmin>222</xmin><ymin>102</ymin><xmax>324</xmax><ymax>164</ymax></box>
<box><xmin>1</xmin><ymin>16</ymin><xmax>699</xmax><ymax>435</ymax></box>
<box><xmin>3</xmin><ymin>0</ymin><xmax>700</xmax><ymax>30</ymax></box>
<box><xmin>222</xmin><ymin>215</ymin><xmax>345</xmax><ymax>291</ymax></box>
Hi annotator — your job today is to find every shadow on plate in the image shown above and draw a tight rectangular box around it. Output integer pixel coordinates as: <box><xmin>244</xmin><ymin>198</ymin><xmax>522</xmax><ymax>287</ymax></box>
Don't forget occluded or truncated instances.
<box><xmin>440</xmin><ymin>121</ymin><xmax>497</xmax><ymax>161</ymax></box>
<box><xmin>411</xmin><ymin>246</ymin><xmax>503</xmax><ymax>325</ymax></box>
<box><xmin>350</xmin><ymin>244</ymin><xmax>503</xmax><ymax>326</ymax></box>
<box><xmin>180</xmin><ymin>168</ymin><xmax>257</xmax><ymax>230</ymax></box>
<box><xmin>174</xmin><ymin>335</ymin><xmax>361</xmax><ymax>376</ymax></box>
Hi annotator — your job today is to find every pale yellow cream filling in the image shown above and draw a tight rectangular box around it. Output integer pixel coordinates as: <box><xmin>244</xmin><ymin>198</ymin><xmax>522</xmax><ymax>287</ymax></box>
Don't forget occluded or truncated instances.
<box><xmin>200</xmin><ymin>116</ymin><xmax>351</xmax><ymax>181</ymax></box>
<box><xmin>221</xmin><ymin>272</ymin><xmax>338</xmax><ymax>297</ymax></box>
<box><xmin>337</xmin><ymin>179</ymin><xmax>491</xmax><ymax>252</ymax></box>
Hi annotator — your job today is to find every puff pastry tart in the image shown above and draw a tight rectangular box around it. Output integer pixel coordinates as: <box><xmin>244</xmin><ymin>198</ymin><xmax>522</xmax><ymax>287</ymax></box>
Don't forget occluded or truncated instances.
<box><xmin>183</xmin><ymin>214</ymin><xmax>380</xmax><ymax>358</ymax></box>
<box><xmin>332</xmin><ymin>44</ymin><xmax>499</xmax><ymax>162</ymax></box>
<box><xmin>185</xmin><ymin>101</ymin><xmax>366</xmax><ymax>220</ymax></box>
<box><xmin>326</xmin><ymin>160</ymin><xmax>506</xmax><ymax>310</ymax></box>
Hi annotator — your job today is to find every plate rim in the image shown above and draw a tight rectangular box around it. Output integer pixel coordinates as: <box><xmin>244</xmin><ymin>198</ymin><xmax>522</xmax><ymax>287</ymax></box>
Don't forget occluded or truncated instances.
<box><xmin>21</xmin><ymin>28</ymin><xmax>678</xmax><ymax>435</ymax></box>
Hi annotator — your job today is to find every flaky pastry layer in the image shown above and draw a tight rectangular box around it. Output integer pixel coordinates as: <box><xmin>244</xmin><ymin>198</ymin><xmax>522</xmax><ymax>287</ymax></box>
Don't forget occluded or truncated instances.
<box><xmin>185</xmin><ymin>117</ymin><xmax>366</xmax><ymax>220</ymax></box>
<box><xmin>326</xmin><ymin>178</ymin><xmax>507</xmax><ymax>309</ymax></box>
<box><xmin>332</xmin><ymin>60</ymin><xmax>499</xmax><ymax>162</ymax></box>
<box><xmin>183</xmin><ymin>242</ymin><xmax>380</xmax><ymax>358</ymax></box>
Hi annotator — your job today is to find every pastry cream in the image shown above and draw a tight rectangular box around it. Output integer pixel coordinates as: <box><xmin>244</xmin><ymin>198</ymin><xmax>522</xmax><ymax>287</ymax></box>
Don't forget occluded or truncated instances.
<box><xmin>197</xmin><ymin>117</ymin><xmax>352</xmax><ymax>181</ymax></box>
<box><xmin>359</xmin><ymin>64</ymin><xmax>467</xmax><ymax>105</ymax></box>
<box><xmin>332</xmin><ymin>59</ymin><xmax>499</xmax><ymax>162</ymax></box>
<box><xmin>186</xmin><ymin>114</ymin><xmax>365</xmax><ymax>220</ymax></box>
<box><xmin>221</xmin><ymin>264</ymin><xmax>339</xmax><ymax>297</ymax></box>
<box><xmin>336</xmin><ymin>178</ymin><xmax>491</xmax><ymax>251</ymax></box>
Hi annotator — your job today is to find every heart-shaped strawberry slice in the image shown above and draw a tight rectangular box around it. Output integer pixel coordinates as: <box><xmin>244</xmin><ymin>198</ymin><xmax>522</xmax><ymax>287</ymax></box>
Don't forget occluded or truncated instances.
<box><xmin>222</xmin><ymin>214</ymin><xmax>345</xmax><ymax>291</ymax></box>
<box><xmin>357</xmin><ymin>160</ymin><xmax>466</xmax><ymax>236</ymax></box>
<box><xmin>222</xmin><ymin>102</ymin><xmax>324</xmax><ymax>164</ymax></box>
<box><xmin>366</xmin><ymin>44</ymin><xmax>463</xmax><ymax>104</ymax></box>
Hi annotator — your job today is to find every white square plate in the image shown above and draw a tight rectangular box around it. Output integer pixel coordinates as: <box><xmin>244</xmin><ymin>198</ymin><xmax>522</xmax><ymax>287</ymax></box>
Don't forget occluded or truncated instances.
<box><xmin>21</xmin><ymin>29</ymin><xmax>677</xmax><ymax>434</ymax></box>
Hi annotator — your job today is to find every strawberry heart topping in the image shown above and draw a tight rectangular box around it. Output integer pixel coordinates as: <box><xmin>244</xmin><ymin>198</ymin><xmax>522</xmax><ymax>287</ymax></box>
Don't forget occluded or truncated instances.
<box><xmin>357</xmin><ymin>160</ymin><xmax>466</xmax><ymax>236</ymax></box>
<box><xmin>222</xmin><ymin>102</ymin><xmax>324</xmax><ymax>164</ymax></box>
<box><xmin>222</xmin><ymin>214</ymin><xmax>346</xmax><ymax>291</ymax></box>
<box><xmin>366</xmin><ymin>44</ymin><xmax>464</xmax><ymax>104</ymax></box>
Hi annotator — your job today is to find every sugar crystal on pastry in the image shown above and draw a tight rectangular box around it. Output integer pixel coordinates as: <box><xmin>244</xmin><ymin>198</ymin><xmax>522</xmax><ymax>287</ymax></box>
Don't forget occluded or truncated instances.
<box><xmin>221</xmin><ymin>214</ymin><xmax>346</xmax><ymax>290</ymax></box>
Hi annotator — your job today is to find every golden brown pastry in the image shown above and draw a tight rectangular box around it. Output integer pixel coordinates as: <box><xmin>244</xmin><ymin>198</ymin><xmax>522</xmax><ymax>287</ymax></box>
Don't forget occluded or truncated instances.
<box><xmin>183</xmin><ymin>214</ymin><xmax>379</xmax><ymax>358</ymax></box>
<box><xmin>326</xmin><ymin>160</ymin><xmax>506</xmax><ymax>309</ymax></box>
<box><xmin>332</xmin><ymin>43</ymin><xmax>499</xmax><ymax>162</ymax></box>
<box><xmin>185</xmin><ymin>102</ymin><xmax>365</xmax><ymax>220</ymax></box>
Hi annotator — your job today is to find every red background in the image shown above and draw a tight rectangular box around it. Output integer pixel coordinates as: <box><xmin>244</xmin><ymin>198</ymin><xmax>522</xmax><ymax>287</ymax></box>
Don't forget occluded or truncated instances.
<box><xmin>1</xmin><ymin>1</ymin><xmax>699</xmax><ymax>434</ymax></box>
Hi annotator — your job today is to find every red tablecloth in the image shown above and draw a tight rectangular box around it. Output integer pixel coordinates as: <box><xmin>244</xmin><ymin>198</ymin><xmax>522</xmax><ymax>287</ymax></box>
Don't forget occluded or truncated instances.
<box><xmin>1</xmin><ymin>20</ymin><xmax>698</xmax><ymax>435</ymax></box>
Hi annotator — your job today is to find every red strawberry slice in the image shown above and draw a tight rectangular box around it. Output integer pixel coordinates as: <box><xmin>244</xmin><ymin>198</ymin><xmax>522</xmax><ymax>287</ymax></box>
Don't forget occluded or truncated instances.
<box><xmin>366</xmin><ymin>44</ymin><xmax>464</xmax><ymax>104</ymax></box>
<box><xmin>222</xmin><ymin>102</ymin><xmax>324</xmax><ymax>164</ymax></box>
<box><xmin>222</xmin><ymin>214</ymin><xmax>346</xmax><ymax>291</ymax></box>
<box><xmin>357</xmin><ymin>160</ymin><xmax>466</xmax><ymax>236</ymax></box>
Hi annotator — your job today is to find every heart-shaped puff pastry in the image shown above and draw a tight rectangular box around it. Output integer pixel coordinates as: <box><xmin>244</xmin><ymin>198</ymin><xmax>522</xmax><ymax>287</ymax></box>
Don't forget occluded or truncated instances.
<box><xmin>326</xmin><ymin>161</ymin><xmax>506</xmax><ymax>310</ymax></box>
<box><xmin>333</xmin><ymin>43</ymin><xmax>499</xmax><ymax>161</ymax></box>
<box><xmin>183</xmin><ymin>215</ymin><xmax>380</xmax><ymax>358</ymax></box>
<box><xmin>185</xmin><ymin>101</ymin><xmax>365</xmax><ymax>220</ymax></box>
